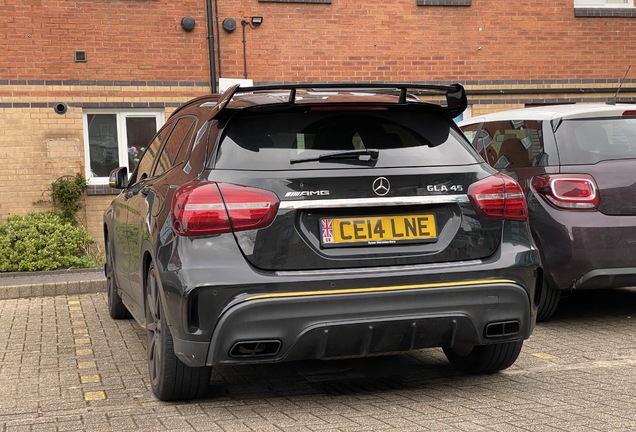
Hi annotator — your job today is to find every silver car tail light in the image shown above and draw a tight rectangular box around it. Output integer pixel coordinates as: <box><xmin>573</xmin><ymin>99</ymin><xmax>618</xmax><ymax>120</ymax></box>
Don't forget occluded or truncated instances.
<box><xmin>531</xmin><ymin>174</ymin><xmax>599</xmax><ymax>210</ymax></box>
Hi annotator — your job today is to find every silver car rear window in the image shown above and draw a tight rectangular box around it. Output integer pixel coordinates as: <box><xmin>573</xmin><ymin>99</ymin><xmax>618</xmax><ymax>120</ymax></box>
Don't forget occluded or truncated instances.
<box><xmin>556</xmin><ymin>118</ymin><xmax>636</xmax><ymax>165</ymax></box>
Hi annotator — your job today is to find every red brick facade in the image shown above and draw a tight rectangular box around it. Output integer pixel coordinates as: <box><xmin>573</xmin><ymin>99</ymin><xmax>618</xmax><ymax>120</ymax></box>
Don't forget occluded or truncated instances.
<box><xmin>3</xmin><ymin>0</ymin><xmax>636</xmax><ymax>82</ymax></box>
<box><xmin>1</xmin><ymin>0</ymin><xmax>636</xmax><ymax>252</ymax></box>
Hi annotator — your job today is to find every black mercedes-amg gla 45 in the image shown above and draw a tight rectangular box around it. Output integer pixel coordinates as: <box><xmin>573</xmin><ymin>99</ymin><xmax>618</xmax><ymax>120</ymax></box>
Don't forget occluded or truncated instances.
<box><xmin>104</xmin><ymin>83</ymin><xmax>541</xmax><ymax>400</ymax></box>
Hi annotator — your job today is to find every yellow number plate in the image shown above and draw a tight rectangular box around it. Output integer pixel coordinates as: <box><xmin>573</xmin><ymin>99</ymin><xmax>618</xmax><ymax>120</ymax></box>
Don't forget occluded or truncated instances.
<box><xmin>320</xmin><ymin>214</ymin><xmax>437</xmax><ymax>247</ymax></box>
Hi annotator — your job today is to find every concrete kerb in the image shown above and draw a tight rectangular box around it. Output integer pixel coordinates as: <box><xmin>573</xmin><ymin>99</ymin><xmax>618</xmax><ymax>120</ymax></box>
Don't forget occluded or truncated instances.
<box><xmin>0</xmin><ymin>268</ymin><xmax>106</xmax><ymax>300</ymax></box>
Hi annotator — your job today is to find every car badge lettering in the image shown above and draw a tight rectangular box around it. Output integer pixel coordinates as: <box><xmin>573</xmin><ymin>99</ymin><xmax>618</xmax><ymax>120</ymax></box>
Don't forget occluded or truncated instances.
<box><xmin>284</xmin><ymin>190</ymin><xmax>330</xmax><ymax>198</ymax></box>
<box><xmin>373</xmin><ymin>177</ymin><xmax>390</xmax><ymax>196</ymax></box>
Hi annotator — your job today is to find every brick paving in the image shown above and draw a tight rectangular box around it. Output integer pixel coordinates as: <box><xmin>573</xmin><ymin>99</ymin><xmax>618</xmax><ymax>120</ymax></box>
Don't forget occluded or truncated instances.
<box><xmin>1</xmin><ymin>287</ymin><xmax>636</xmax><ymax>431</ymax></box>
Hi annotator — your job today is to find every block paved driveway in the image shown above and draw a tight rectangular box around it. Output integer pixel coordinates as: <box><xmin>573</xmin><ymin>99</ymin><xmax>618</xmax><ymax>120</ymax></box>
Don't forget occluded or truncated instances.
<box><xmin>1</xmin><ymin>288</ymin><xmax>636</xmax><ymax>431</ymax></box>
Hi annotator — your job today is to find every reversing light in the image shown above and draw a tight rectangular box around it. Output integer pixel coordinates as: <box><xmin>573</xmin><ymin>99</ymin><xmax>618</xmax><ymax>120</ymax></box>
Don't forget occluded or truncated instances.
<box><xmin>531</xmin><ymin>174</ymin><xmax>599</xmax><ymax>210</ymax></box>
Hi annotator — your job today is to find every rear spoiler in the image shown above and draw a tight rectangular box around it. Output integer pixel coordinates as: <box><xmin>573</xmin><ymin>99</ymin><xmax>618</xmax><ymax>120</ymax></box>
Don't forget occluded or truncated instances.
<box><xmin>207</xmin><ymin>82</ymin><xmax>468</xmax><ymax>120</ymax></box>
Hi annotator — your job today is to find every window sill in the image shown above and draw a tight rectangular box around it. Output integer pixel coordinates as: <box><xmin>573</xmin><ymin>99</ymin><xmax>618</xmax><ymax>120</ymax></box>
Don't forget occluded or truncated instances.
<box><xmin>417</xmin><ymin>0</ymin><xmax>471</xmax><ymax>5</ymax></box>
<box><xmin>87</xmin><ymin>184</ymin><xmax>120</xmax><ymax>196</ymax></box>
<box><xmin>258</xmin><ymin>0</ymin><xmax>331</xmax><ymax>3</ymax></box>
<box><xmin>575</xmin><ymin>7</ymin><xmax>636</xmax><ymax>17</ymax></box>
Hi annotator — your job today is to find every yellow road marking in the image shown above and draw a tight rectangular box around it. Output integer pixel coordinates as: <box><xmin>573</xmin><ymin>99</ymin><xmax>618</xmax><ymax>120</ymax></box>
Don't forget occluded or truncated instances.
<box><xmin>77</xmin><ymin>361</ymin><xmax>96</xmax><ymax>369</ymax></box>
<box><xmin>80</xmin><ymin>375</ymin><xmax>101</xmax><ymax>384</ymax></box>
<box><xmin>84</xmin><ymin>391</ymin><xmax>106</xmax><ymax>401</ymax></box>
<box><xmin>68</xmin><ymin>299</ymin><xmax>108</xmax><ymax>402</ymax></box>
<box><xmin>532</xmin><ymin>352</ymin><xmax>556</xmax><ymax>360</ymax></box>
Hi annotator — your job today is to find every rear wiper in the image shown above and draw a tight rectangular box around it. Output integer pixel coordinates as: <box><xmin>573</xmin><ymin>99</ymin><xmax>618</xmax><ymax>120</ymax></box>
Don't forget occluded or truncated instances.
<box><xmin>290</xmin><ymin>149</ymin><xmax>379</xmax><ymax>165</ymax></box>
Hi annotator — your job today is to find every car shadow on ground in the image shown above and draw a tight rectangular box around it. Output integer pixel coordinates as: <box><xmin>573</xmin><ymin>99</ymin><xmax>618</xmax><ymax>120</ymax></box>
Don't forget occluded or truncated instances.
<box><xmin>549</xmin><ymin>286</ymin><xmax>636</xmax><ymax>322</ymax></box>
<box><xmin>207</xmin><ymin>350</ymin><xmax>462</xmax><ymax>400</ymax></box>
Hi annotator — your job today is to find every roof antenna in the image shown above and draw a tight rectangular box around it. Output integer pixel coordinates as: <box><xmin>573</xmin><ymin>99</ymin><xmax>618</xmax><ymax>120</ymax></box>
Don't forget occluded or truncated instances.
<box><xmin>607</xmin><ymin>65</ymin><xmax>631</xmax><ymax>105</ymax></box>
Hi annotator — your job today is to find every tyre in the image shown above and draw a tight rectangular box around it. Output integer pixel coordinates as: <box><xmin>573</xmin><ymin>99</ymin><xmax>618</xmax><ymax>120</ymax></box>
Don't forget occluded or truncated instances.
<box><xmin>105</xmin><ymin>236</ymin><xmax>131</xmax><ymax>320</ymax></box>
<box><xmin>443</xmin><ymin>341</ymin><xmax>523</xmax><ymax>374</ymax></box>
<box><xmin>145</xmin><ymin>262</ymin><xmax>212</xmax><ymax>401</ymax></box>
<box><xmin>536</xmin><ymin>276</ymin><xmax>561</xmax><ymax>322</ymax></box>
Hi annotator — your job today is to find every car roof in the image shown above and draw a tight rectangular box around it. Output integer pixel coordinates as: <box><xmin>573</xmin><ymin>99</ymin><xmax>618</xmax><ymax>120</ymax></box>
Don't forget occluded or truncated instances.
<box><xmin>459</xmin><ymin>103</ymin><xmax>636</xmax><ymax>125</ymax></box>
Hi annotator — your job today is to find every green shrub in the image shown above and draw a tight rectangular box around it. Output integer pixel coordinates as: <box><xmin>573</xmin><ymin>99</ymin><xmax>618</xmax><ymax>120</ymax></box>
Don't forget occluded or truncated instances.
<box><xmin>0</xmin><ymin>211</ymin><xmax>98</xmax><ymax>272</ymax></box>
<box><xmin>51</xmin><ymin>174</ymin><xmax>88</xmax><ymax>224</ymax></box>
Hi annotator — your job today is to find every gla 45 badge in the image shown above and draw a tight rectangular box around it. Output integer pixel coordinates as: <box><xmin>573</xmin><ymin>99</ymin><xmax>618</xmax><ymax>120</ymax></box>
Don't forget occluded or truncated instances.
<box><xmin>426</xmin><ymin>184</ymin><xmax>464</xmax><ymax>193</ymax></box>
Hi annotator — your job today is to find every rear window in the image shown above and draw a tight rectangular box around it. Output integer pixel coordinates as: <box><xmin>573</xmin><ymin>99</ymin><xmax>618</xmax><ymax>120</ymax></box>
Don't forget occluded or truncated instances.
<box><xmin>461</xmin><ymin>120</ymin><xmax>547</xmax><ymax>169</ymax></box>
<box><xmin>556</xmin><ymin>118</ymin><xmax>636</xmax><ymax>164</ymax></box>
<box><xmin>214</xmin><ymin>111</ymin><xmax>481</xmax><ymax>170</ymax></box>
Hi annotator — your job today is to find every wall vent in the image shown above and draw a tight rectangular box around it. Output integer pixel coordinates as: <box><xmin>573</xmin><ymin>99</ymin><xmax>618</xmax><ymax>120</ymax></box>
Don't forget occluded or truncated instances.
<box><xmin>74</xmin><ymin>51</ymin><xmax>87</xmax><ymax>62</ymax></box>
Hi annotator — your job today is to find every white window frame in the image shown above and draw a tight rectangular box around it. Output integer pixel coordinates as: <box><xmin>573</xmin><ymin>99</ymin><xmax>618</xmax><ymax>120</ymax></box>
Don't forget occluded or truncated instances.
<box><xmin>82</xmin><ymin>110</ymin><xmax>164</xmax><ymax>185</ymax></box>
<box><xmin>574</xmin><ymin>0</ymin><xmax>633</xmax><ymax>8</ymax></box>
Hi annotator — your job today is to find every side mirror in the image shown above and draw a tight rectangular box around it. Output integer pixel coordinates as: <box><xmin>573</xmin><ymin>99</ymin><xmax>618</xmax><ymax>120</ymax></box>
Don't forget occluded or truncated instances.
<box><xmin>108</xmin><ymin>167</ymin><xmax>128</xmax><ymax>189</ymax></box>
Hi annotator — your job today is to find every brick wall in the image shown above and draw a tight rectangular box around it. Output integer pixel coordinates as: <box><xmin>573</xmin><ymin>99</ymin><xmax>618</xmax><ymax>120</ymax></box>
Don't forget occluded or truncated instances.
<box><xmin>215</xmin><ymin>0</ymin><xmax>636</xmax><ymax>82</ymax></box>
<box><xmin>2</xmin><ymin>0</ymin><xmax>635</xmax><ymax>83</ymax></box>
<box><xmin>0</xmin><ymin>107</ymin><xmax>83</xmax><ymax>215</ymax></box>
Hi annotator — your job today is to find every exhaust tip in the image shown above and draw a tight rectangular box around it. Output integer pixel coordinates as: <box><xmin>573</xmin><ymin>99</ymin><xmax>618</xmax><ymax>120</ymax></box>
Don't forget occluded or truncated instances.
<box><xmin>229</xmin><ymin>340</ymin><xmax>281</xmax><ymax>358</ymax></box>
<box><xmin>484</xmin><ymin>320</ymin><xmax>520</xmax><ymax>338</ymax></box>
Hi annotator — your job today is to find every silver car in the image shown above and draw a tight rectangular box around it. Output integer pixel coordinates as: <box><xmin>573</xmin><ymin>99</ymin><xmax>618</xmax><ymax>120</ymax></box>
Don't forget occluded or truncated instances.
<box><xmin>460</xmin><ymin>104</ymin><xmax>636</xmax><ymax>320</ymax></box>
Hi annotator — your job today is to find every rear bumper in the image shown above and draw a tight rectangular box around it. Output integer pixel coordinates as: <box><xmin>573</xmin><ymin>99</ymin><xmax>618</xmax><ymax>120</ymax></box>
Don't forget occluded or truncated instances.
<box><xmin>575</xmin><ymin>268</ymin><xmax>636</xmax><ymax>290</ymax></box>
<box><xmin>205</xmin><ymin>281</ymin><xmax>532</xmax><ymax>366</ymax></box>
<box><xmin>159</xmin><ymin>229</ymin><xmax>539</xmax><ymax>368</ymax></box>
<box><xmin>168</xmin><ymin>279</ymin><xmax>533</xmax><ymax>367</ymax></box>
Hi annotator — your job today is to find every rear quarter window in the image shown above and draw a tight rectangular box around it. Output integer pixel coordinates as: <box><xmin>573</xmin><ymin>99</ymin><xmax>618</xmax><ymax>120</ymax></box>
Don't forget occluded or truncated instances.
<box><xmin>214</xmin><ymin>111</ymin><xmax>481</xmax><ymax>170</ymax></box>
<box><xmin>555</xmin><ymin>118</ymin><xmax>636</xmax><ymax>164</ymax></box>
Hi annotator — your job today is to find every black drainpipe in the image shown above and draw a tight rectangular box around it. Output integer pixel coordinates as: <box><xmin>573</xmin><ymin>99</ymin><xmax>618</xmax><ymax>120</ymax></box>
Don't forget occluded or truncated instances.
<box><xmin>206</xmin><ymin>0</ymin><xmax>217</xmax><ymax>93</ymax></box>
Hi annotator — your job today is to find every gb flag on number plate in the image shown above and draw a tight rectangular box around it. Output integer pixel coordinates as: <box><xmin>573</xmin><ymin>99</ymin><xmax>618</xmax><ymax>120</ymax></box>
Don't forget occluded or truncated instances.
<box><xmin>321</xmin><ymin>219</ymin><xmax>333</xmax><ymax>243</ymax></box>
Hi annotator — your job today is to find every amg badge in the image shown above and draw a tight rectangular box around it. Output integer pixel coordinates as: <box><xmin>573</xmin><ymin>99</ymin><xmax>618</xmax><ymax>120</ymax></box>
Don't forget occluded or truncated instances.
<box><xmin>285</xmin><ymin>190</ymin><xmax>330</xmax><ymax>198</ymax></box>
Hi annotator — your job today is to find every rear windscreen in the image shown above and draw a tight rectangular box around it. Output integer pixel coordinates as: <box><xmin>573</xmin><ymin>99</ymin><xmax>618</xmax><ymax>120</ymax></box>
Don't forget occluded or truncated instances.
<box><xmin>555</xmin><ymin>118</ymin><xmax>636</xmax><ymax>165</ymax></box>
<box><xmin>213</xmin><ymin>111</ymin><xmax>481</xmax><ymax>170</ymax></box>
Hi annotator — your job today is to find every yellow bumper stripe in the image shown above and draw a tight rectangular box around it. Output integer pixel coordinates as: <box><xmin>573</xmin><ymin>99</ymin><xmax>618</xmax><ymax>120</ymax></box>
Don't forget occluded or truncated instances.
<box><xmin>245</xmin><ymin>279</ymin><xmax>516</xmax><ymax>301</ymax></box>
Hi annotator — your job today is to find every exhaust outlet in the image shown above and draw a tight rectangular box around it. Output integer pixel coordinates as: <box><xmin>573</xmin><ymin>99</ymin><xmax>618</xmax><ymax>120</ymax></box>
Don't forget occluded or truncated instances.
<box><xmin>484</xmin><ymin>320</ymin><xmax>520</xmax><ymax>338</ymax></box>
<box><xmin>229</xmin><ymin>340</ymin><xmax>281</xmax><ymax>358</ymax></box>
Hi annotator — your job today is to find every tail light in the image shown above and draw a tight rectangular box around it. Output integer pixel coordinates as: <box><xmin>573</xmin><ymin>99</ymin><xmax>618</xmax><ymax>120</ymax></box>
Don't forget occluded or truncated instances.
<box><xmin>171</xmin><ymin>181</ymin><xmax>280</xmax><ymax>237</ymax></box>
<box><xmin>468</xmin><ymin>174</ymin><xmax>528</xmax><ymax>221</ymax></box>
<box><xmin>531</xmin><ymin>174</ymin><xmax>598</xmax><ymax>210</ymax></box>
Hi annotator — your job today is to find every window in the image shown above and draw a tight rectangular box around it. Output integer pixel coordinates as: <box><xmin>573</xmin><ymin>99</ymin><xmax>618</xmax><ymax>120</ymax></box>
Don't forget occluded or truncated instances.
<box><xmin>476</xmin><ymin>120</ymin><xmax>546</xmax><ymax>170</ymax></box>
<box><xmin>153</xmin><ymin>116</ymin><xmax>197</xmax><ymax>177</ymax></box>
<box><xmin>575</xmin><ymin>0</ymin><xmax>633</xmax><ymax>7</ymax></box>
<box><xmin>133</xmin><ymin>122</ymin><xmax>173</xmax><ymax>185</ymax></box>
<box><xmin>258</xmin><ymin>0</ymin><xmax>331</xmax><ymax>3</ymax></box>
<box><xmin>215</xmin><ymin>111</ymin><xmax>481</xmax><ymax>170</ymax></box>
<box><xmin>417</xmin><ymin>0</ymin><xmax>471</xmax><ymax>6</ymax></box>
<box><xmin>574</xmin><ymin>0</ymin><xmax>636</xmax><ymax>17</ymax></box>
<box><xmin>83</xmin><ymin>111</ymin><xmax>164</xmax><ymax>184</ymax></box>
<box><xmin>555</xmin><ymin>118</ymin><xmax>636</xmax><ymax>165</ymax></box>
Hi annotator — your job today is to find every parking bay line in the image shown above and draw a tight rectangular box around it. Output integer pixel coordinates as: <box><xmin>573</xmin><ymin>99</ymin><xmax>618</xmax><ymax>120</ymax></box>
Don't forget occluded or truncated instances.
<box><xmin>68</xmin><ymin>299</ymin><xmax>106</xmax><ymax>402</ymax></box>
